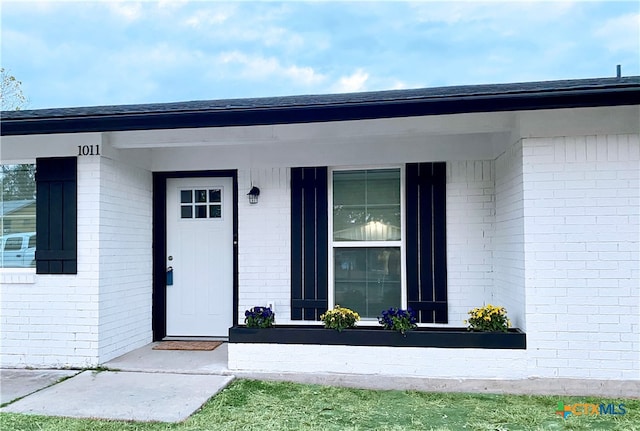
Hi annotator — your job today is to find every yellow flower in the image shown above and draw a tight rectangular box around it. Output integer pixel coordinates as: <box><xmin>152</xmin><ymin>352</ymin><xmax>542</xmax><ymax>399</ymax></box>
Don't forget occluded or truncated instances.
<box><xmin>465</xmin><ymin>304</ymin><xmax>510</xmax><ymax>331</ymax></box>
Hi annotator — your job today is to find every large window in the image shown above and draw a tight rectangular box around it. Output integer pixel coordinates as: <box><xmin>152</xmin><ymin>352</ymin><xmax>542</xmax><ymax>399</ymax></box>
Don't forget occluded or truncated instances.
<box><xmin>1</xmin><ymin>164</ymin><xmax>36</xmax><ymax>268</ymax></box>
<box><xmin>291</xmin><ymin>163</ymin><xmax>447</xmax><ymax>324</ymax></box>
<box><xmin>331</xmin><ymin>168</ymin><xmax>403</xmax><ymax>318</ymax></box>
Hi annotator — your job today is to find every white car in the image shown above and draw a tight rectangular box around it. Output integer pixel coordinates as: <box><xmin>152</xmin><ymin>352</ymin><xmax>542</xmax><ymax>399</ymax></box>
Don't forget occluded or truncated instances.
<box><xmin>0</xmin><ymin>232</ymin><xmax>36</xmax><ymax>268</ymax></box>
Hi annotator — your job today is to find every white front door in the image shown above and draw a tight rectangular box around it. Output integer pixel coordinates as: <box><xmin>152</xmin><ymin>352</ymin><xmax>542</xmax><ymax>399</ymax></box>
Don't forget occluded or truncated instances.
<box><xmin>166</xmin><ymin>177</ymin><xmax>233</xmax><ymax>337</ymax></box>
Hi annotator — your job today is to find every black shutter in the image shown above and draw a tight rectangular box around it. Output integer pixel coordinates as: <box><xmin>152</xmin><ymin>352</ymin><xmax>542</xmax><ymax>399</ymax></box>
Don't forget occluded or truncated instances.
<box><xmin>406</xmin><ymin>162</ymin><xmax>447</xmax><ymax>323</ymax></box>
<box><xmin>291</xmin><ymin>167</ymin><xmax>328</xmax><ymax>320</ymax></box>
<box><xmin>35</xmin><ymin>157</ymin><xmax>77</xmax><ymax>274</ymax></box>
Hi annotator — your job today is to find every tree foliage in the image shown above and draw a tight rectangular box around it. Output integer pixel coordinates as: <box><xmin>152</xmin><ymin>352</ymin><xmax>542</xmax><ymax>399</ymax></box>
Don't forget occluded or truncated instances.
<box><xmin>1</xmin><ymin>67</ymin><xmax>28</xmax><ymax>111</ymax></box>
<box><xmin>1</xmin><ymin>70</ymin><xmax>34</xmax><ymax>202</ymax></box>
<box><xmin>1</xmin><ymin>165</ymin><xmax>36</xmax><ymax>200</ymax></box>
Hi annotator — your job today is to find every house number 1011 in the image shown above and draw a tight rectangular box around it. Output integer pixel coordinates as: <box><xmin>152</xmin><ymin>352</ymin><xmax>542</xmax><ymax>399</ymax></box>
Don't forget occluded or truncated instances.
<box><xmin>78</xmin><ymin>145</ymin><xmax>100</xmax><ymax>156</ymax></box>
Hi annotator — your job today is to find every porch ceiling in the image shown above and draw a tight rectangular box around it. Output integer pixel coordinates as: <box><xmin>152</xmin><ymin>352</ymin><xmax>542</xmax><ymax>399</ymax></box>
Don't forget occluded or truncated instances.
<box><xmin>104</xmin><ymin>105</ymin><xmax>639</xmax><ymax>162</ymax></box>
<box><xmin>104</xmin><ymin>111</ymin><xmax>516</xmax><ymax>156</ymax></box>
<box><xmin>0</xmin><ymin>104</ymin><xmax>636</xmax><ymax>168</ymax></box>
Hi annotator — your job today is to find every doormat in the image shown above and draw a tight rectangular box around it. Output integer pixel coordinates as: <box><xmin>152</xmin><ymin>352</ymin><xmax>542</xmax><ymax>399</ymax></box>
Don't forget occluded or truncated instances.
<box><xmin>152</xmin><ymin>341</ymin><xmax>223</xmax><ymax>351</ymax></box>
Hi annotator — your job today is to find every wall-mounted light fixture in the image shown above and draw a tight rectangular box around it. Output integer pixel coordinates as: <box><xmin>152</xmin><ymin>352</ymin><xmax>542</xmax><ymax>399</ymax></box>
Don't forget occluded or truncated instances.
<box><xmin>247</xmin><ymin>186</ymin><xmax>260</xmax><ymax>204</ymax></box>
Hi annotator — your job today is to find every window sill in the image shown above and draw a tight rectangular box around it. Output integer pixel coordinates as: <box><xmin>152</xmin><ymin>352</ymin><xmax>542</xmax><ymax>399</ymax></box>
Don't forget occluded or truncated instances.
<box><xmin>0</xmin><ymin>269</ymin><xmax>36</xmax><ymax>284</ymax></box>
<box><xmin>229</xmin><ymin>325</ymin><xmax>526</xmax><ymax>349</ymax></box>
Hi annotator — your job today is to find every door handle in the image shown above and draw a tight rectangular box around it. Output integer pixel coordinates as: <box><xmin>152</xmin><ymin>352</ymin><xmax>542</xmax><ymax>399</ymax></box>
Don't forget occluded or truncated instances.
<box><xmin>166</xmin><ymin>266</ymin><xmax>173</xmax><ymax>286</ymax></box>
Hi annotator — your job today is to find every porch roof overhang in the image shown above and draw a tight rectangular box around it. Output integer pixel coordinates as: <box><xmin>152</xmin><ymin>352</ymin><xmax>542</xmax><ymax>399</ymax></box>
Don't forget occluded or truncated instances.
<box><xmin>2</xmin><ymin>76</ymin><xmax>639</xmax><ymax>137</ymax></box>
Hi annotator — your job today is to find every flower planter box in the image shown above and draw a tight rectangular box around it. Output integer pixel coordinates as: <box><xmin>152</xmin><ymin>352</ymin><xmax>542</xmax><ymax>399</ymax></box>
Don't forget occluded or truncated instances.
<box><xmin>229</xmin><ymin>325</ymin><xmax>526</xmax><ymax>349</ymax></box>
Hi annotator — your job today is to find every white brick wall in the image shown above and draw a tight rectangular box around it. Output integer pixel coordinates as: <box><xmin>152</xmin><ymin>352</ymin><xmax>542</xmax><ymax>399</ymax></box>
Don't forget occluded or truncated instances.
<box><xmin>96</xmin><ymin>156</ymin><xmax>153</xmax><ymax>363</ymax></box>
<box><xmin>236</xmin><ymin>162</ymin><xmax>501</xmax><ymax>328</ymax></box>
<box><xmin>522</xmin><ymin>134</ymin><xmax>639</xmax><ymax>380</ymax></box>
<box><xmin>494</xmin><ymin>141</ymin><xmax>526</xmax><ymax>330</ymax></box>
<box><xmin>446</xmin><ymin>161</ymin><xmax>496</xmax><ymax>326</ymax></box>
<box><xmin>237</xmin><ymin>168</ymin><xmax>292</xmax><ymax>324</ymax></box>
<box><xmin>1</xmin><ymin>155</ymin><xmax>153</xmax><ymax>368</ymax></box>
<box><xmin>229</xmin><ymin>343</ymin><xmax>527</xmax><ymax>379</ymax></box>
<box><xmin>230</xmin><ymin>134</ymin><xmax>638</xmax><ymax>382</ymax></box>
<box><xmin>4</xmin><ymin>129</ymin><xmax>637</xmax><ymax>382</ymax></box>
<box><xmin>1</xmin><ymin>157</ymin><xmax>101</xmax><ymax>368</ymax></box>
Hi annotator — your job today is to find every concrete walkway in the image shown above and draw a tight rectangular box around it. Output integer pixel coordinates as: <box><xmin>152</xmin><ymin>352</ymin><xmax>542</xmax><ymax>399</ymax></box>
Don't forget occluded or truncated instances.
<box><xmin>1</xmin><ymin>370</ymin><xmax>233</xmax><ymax>422</ymax></box>
<box><xmin>0</xmin><ymin>342</ymin><xmax>234</xmax><ymax>423</ymax></box>
<box><xmin>0</xmin><ymin>369</ymin><xmax>79</xmax><ymax>405</ymax></box>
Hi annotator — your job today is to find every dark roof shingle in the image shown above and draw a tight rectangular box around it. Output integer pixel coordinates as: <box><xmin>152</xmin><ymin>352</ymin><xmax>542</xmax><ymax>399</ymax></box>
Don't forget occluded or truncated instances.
<box><xmin>2</xmin><ymin>76</ymin><xmax>638</xmax><ymax>136</ymax></box>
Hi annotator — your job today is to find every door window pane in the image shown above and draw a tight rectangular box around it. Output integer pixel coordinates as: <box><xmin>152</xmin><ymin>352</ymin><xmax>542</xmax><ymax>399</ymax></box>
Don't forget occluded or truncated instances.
<box><xmin>209</xmin><ymin>189</ymin><xmax>221</xmax><ymax>203</ymax></box>
<box><xmin>180</xmin><ymin>190</ymin><xmax>192</xmax><ymax>203</ymax></box>
<box><xmin>334</xmin><ymin>247</ymin><xmax>401</xmax><ymax>318</ymax></box>
<box><xmin>181</xmin><ymin>206</ymin><xmax>193</xmax><ymax>219</ymax></box>
<box><xmin>209</xmin><ymin>205</ymin><xmax>221</xmax><ymax>218</ymax></box>
<box><xmin>180</xmin><ymin>188</ymin><xmax>223</xmax><ymax>220</ymax></box>
<box><xmin>195</xmin><ymin>205</ymin><xmax>207</xmax><ymax>218</ymax></box>
<box><xmin>195</xmin><ymin>190</ymin><xmax>207</xmax><ymax>203</ymax></box>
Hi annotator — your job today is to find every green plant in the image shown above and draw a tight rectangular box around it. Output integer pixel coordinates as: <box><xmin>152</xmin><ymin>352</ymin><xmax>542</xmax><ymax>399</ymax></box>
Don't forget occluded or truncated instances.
<box><xmin>465</xmin><ymin>304</ymin><xmax>511</xmax><ymax>332</ymax></box>
<box><xmin>378</xmin><ymin>307</ymin><xmax>417</xmax><ymax>335</ymax></box>
<box><xmin>320</xmin><ymin>305</ymin><xmax>360</xmax><ymax>331</ymax></box>
<box><xmin>3</xmin><ymin>380</ymin><xmax>638</xmax><ymax>430</ymax></box>
<box><xmin>244</xmin><ymin>306</ymin><xmax>275</xmax><ymax>328</ymax></box>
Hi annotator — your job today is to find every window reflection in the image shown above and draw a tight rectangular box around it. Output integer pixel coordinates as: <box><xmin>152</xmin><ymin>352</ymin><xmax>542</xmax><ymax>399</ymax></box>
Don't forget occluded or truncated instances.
<box><xmin>334</xmin><ymin>247</ymin><xmax>401</xmax><ymax>318</ymax></box>
<box><xmin>333</xmin><ymin>169</ymin><xmax>401</xmax><ymax>241</ymax></box>
<box><xmin>1</xmin><ymin>164</ymin><xmax>36</xmax><ymax>268</ymax></box>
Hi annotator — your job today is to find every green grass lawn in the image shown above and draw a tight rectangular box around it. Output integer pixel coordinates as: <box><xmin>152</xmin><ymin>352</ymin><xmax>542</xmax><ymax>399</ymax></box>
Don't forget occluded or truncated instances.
<box><xmin>1</xmin><ymin>379</ymin><xmax>638</xmax><ymax>431</ymax></box>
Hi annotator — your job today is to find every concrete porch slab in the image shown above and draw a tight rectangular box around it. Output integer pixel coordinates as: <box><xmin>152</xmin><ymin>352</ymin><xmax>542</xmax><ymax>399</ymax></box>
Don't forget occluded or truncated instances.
<box><xmin>0</xmin><ymin>369</ymin><xmax>79</xmax><ymax>405</ymax></box>
<box><xmin>104</xmin><ymin>342</ymin><xmax>230</xmax><ymax>374</ymax></box>
<box><xmin>0</xmin><ymin>370</ymin><xmax>234</xmax><ymax>423</ymax></box>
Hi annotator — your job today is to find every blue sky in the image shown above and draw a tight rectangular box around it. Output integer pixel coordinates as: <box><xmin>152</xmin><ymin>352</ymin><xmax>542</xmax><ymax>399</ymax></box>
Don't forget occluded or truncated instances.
<box><xmin>1</xmin><ymin>1</ymin><xmax>638</xmax><ymax>109</ymax></box>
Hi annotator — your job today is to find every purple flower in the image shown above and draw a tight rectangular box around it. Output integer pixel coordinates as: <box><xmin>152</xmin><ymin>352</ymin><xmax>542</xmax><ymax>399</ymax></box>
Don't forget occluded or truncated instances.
<box><xmin>244</xmin><ymin>306</ymin><xmax>275</xmax><ymax>328</ymax></box>
<box><xmin>377</xmin><ymin>307</ymin><xmax>417</xmax><ymax>335</ymax></box>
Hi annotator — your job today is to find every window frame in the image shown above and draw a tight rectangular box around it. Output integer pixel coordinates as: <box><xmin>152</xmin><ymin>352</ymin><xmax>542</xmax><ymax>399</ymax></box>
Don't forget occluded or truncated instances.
<box><xmin>327</xmin><ymin>165</ymin><xmax>407</xmax><ymax>322</ymax></box>
<box><xmin>178</xmin><ymin>186</ymin><xmax>225</xmax><ymax>220</ymax></box>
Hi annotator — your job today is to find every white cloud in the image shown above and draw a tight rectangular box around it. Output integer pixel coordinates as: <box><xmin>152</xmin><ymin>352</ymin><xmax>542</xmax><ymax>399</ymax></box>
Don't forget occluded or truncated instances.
<box><xmin>107</xmin><ymin>1</ymin><xmax>143</xmax><ymax>22</ymax></box>
<box><xmin>184</xmin><ymin>8</ymin><xmax>233</xmax><ymax>28</ymax></box>
<box><xmin>389</xmin><ymin>80</ymin><xmax>409</xmax><ymax>90</ymax></box>
<box><xmin>284</xmin><ymin>65</ymin><xmax>324</xmax><ymax>86</ymax></box>
<box><xmin>217</xmin><ymin>51</ymin><xmax>325</xmax><ymax>86</ymax></box>
<box><xmin>332</xmin><ymin>69</ymin><xmax>369</xmax><ymax>93</ymax></box>
<box><xmin>262</xmin><ymin>27</ymin><xmax>305</xmax><ymax>49</ymax></box>
<box><xmin>157</xmin><ymin>0</ymin><xmax>189</xmax><ymax>11</ymax></box>
<box><xmin>179</xmin><ymin>6</ymin><xmax>306</xmax><ymax>53</ymax></box>
<box><xmin>411</xmin><ymin>1</ymin><xmax>577</xmax><ymax>36</ymax></box>
<box><xmin>595</xmin><ymin>13</ymin><xmax>640</xmax><ymax>53</ymax></box>
<box><xmin>131</xmin><ymin>42</ymin><xmax>200</xmax><ymax>69</ymax></box>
